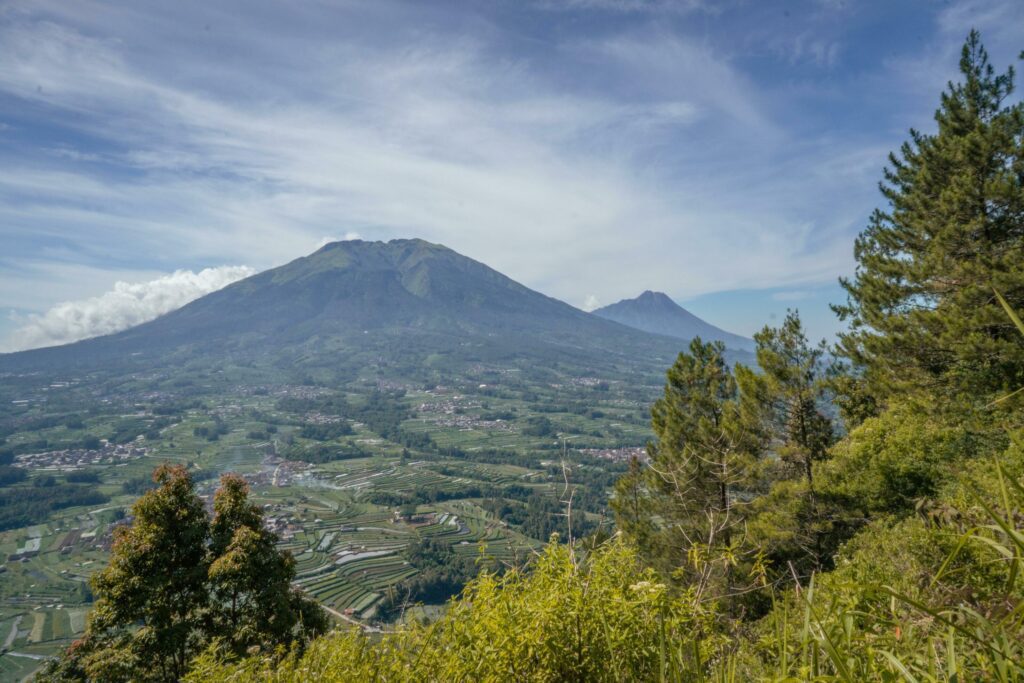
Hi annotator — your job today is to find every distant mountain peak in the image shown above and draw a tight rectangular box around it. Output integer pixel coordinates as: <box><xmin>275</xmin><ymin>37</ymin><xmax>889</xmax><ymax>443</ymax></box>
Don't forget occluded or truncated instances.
<box><xmin>593</xmin><ymin>292</ymin><xmax>754</xmax><ymax>351</ymax></box>
<box><xmin>3</xmin><ymin>239</ymin><xmax>742</xmax><ymax>375</ymax></box>
<box><xmin>632</xmin><ymin>290</ymin><xmax>680</xmax><ymax>308</ymax></box>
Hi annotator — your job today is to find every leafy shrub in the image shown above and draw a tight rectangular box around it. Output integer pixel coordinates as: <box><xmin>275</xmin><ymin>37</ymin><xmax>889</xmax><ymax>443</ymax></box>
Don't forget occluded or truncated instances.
<box><xmin>821</xmin><ymin>405</ymin><xmax>976</xmax><ymax>514</ymax></box>
<box><xmin>186</xmin><ymin>537</ymin><xmax>722</xmax><ymax>682</ymax></box>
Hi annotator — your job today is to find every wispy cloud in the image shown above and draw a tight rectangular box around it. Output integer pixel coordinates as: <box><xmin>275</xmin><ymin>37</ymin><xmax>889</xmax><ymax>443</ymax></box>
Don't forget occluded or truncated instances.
<box><xmin>315</xmin><ymin>233</ymin><xmax>362</xmax><ymax>250</ymax></box>
<box><xmin>4</xmin><ymin>266</ymin><xmax>254</xmax><ymax>352</ymax></box>
<box><xmin>771</xmin><ymin>290</ymin><xmax>816</xmax><ymax>302</ymax></box>
<box><xmin>0</xmin><ymin>0</ymin><xmax>1019</xmax><ymax>345</ymax></box>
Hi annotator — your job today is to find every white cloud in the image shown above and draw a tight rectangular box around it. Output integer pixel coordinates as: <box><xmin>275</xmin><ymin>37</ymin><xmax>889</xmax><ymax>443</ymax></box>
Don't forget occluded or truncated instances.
<box><xmin>315</xmin><ymin>232</ymin><xmax>362</xmax><ymax>250</ymax></box>
<box><xmin>4</xmin><ymin>266</ymin><xmax>255</xmax><ymax>352</ymax></box>
<box><xmin>1</xmin><ymin>0</ymin><xmax>1012</xmax><ymax>345</ymax></box>
<box><xmin>0</xmin><ymin>14</ymin><xmax>852</xmax><ymax>302</ymax></box>
<box><xmin>583</xmin><ymin>294</ymin><xmax>601</xmax><ymax>311</ymax></box>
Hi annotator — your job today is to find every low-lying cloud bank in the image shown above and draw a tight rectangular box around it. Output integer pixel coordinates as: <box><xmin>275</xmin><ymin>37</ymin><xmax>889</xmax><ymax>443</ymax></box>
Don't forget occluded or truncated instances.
<box><xmin>5</xmin><ymin>265</ymin><xmax>255</xmax><ymax>352</ymax></box>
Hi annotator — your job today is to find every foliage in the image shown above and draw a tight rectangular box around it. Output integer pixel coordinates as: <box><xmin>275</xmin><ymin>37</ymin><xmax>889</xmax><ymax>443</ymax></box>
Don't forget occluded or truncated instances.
<box><xmin>186</xmin><ymin>536</ymin><xmax>722</xmax><ymax>683</ymax></box>
<box><xmin>613</xmin><ymin>337</ymin><xmax>765</xmax><ymax>593</ymax></box>
<box><xmin>0</xmin><ymin>477</ymin><xmax>107</xmax><ymax>531</ymax></box>
<box><xmin>75</xmin><ymin>465</ymin><xmax>211</xmax><ymax>681</ymax></box>
<box><xmin>739</xmin><ymin>311</ymin><xmax>841</xmax><ymax>576</ymax></box>
<box><xmin>0</xmin><ymin>464</ymin><xmax>26</xmax><ymax>486</ymax></box>
<box><xmin>208</xmin><ymin>475</ymin><xmax>329</xmax><ymax>657</ymax></box>
<box><xmin>122</xmin><ymin>474</ymin><xmax>158</xmax><ymax>495</ymax></box>
<box><xmin>747</xmin><ymin>311</ymin><xmax>835</xmax><ymax>490</ymax></box>
<box><xmin>733</xmin><ymin>451</ymin><xmax>1024</xmax><ymax>682</ymax></box>
<box><xmin>821</xmin><ymin>405</ymin><xmax>979</xmax><ymax>515</ymax></box>
<box><xmin>522</xmin><ymin>415</ymin><xmax>555</xmax><ymax>436</ymax></box>
<box><xmin>379</xmin><ymin>538</ymin><xmax>492</xmax><ymax>616</ymax></box>
<box><xmin>483</xmin><ymin>492</ymin><xmax>597</xmax><ymax>543</ymax></box>
<box><xmin>298</xmin><ymin>421</ymin><xmax>354</xmax><ymax>441</ymax></box>
<box><xmin>834</xmin><ymin>30</ymin><xmax>1024</xmax><ymax>409</ymax></box>
<box><xmin>65</xmin><ymin>470</ymin><xmax>101</xmax><ymax>484</ymax></box>
<box><xmin>37</xmin><ymin>466</ymin><xmax>327</xmax><ymax>682</ymax></box>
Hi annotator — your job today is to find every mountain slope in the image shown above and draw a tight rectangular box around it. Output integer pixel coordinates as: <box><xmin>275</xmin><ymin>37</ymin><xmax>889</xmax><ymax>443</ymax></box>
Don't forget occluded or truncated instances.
<box><xmin>0</xmin><ymin>240</ymin><xmax>715</xmax><ymax>380</ymax></box>
<box><xmin>593</xmin><ymin>291</ymin><xmax>754</xmax><ymax>351</ymax></box>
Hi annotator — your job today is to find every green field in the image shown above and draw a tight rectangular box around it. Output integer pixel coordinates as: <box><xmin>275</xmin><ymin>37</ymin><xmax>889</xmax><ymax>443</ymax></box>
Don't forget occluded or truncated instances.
<box><xmin>0</xmin><ymin>370</ymin><xmax>652</xmax><ymax>678</ymax></box>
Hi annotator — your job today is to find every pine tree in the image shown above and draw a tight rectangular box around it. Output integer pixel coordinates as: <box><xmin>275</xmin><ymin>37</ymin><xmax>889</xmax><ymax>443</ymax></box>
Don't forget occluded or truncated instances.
<box><xmin>742</xmin><ymin>312</ymin><xmax>848</xmax><ymax>575</ymax></box>
<box><xmin>614</xmin><ymin>338</ymin><xmax>765</xmax><ymax>596</ymax></box>
<box><xmin>750</xmin><ymin>311</ymin><xmax>835</xmax><ymax>492</ymax></box>
<box><xmin>834</xmin><ymin>31</ymin><xmax>1024</xmax><ymax>409</ymax></box>
<box><xmin>611</xmin><ymin>454</ymin><xmax>656</xmax><ymax>558</ymax></box>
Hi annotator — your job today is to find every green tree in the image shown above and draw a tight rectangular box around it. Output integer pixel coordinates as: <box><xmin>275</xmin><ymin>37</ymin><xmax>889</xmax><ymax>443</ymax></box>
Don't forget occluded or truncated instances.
<box><xmin>209</xmin><ymin>473</ymin><xmax>263</xmax><ymax>556</ymax></box>
<box><xmin>741</xmin><ymin>313</ymin><xmax>843</xmax><ymax>573</ymax></box>
<box><xmin>834</xmin><ymin>31</ymin><xmax>1024</xmax><ymax>410</ymax></box>
<box><xmin>40</xmin><ymin>467</ymin><xmax>327</xmax><ymax>682</ymax></box>
<box><xmin>208</xmin><ymin>475</ymin><xmax>328</xmax><ymax>657</ymax></box>
<box><xmin>614</xmin><ymin>338</ymin><xmax>764</xmax><ymax>597</ymax></box>
<box><xmin>84</xmin><ymin>465</ymin><xmax>211</xmax><ymax>681</ymax></box>
<box><xmin>611</xmin><ymin>454</ymin><xmax>656</xmax><ymax>559</ymax></box>
<box><xmin>749</xmin><ymin>311</ymin><xmax>835</xmax><ymax>492</ymax></box>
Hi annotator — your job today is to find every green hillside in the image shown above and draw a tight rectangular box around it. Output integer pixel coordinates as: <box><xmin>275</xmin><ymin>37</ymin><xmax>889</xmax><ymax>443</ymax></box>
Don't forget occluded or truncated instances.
<box><xmin>0</xmin><ymin>239</ymin><xmax>731</xmax><ymax>383</ymax></box>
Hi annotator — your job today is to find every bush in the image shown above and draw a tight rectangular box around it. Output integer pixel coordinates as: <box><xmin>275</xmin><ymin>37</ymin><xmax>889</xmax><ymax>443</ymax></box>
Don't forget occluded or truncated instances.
<box><xmin>186</xmin><ymin>538</ymin><xmax>722</xmax><ymax>682</ymax></box>
<box><xmin>821</xmin><ymin>405</ymin><xmax>976</xmax><ymax>514</ymax></box>
<box><xmin>733</xmin><ymin>454</ymin><xmax>1024</xmax><ymax>681</ymax></box>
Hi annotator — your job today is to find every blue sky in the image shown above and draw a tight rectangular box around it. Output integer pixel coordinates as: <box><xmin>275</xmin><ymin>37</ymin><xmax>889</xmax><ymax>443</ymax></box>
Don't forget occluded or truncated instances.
<box><xmin>1</xmin><ymin>0</ymin><xmax>1022</xmax><ymax>350</ymax></box>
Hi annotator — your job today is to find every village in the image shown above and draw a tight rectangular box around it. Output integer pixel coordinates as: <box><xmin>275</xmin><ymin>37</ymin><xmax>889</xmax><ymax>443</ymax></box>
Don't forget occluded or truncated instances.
<box><xmin>13</xmin><ymin>441</ymin><xmax>149</xmax><ymax>472</ymax></box>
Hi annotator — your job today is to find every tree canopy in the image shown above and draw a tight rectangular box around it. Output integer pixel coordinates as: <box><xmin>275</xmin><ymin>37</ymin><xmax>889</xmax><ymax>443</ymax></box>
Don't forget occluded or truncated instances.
<box><xmin>39</xmin><ymin>466</ymin><xmax>327</xmax><ymax>682</ymax></box>
<box><xmin>835</xmin><ymin>30</ymin><xmax>1024</xmax><ymax>413</ymax></box>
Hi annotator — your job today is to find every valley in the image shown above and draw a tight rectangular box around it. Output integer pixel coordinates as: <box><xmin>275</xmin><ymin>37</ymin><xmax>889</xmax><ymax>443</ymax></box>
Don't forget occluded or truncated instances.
<box><xmin>0</xmin><ymin>238</ymin><xmax>752</xmax><ymax>678</ymax></box>
<box><xmin>0</xmin><ymin>357</ymin><xmax>660</xmax><ymax>673</ymax></box>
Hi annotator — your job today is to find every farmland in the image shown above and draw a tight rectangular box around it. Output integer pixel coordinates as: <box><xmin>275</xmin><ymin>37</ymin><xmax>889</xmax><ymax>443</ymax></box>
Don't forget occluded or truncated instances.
<box><xmin>0</xmin><ymin>366</ymin><xmax>657</xmax><ymax>678</ymax></box>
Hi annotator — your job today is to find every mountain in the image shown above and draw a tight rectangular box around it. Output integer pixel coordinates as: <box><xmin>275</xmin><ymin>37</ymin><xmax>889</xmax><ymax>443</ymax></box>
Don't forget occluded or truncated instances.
<box><xmin>593</xmin><ymin>291</ymin><xmax>754</xmax><ymax>352</ymax></box>
<box><xmin>1</xmin><ymin>240</ymin><xmax>736</xmax><ymax>383</ymax></box>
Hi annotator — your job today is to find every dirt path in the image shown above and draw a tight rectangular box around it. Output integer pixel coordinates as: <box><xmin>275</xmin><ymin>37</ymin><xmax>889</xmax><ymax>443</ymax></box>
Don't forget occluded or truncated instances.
<box><xmin>3</xmin><ymin>615</ymin><xmax>22</xmax><ymax>649</ymax></box>
<box><xmin>320</xmin><ymin>605</ymin><xmax>386</xmax><ymax>634</ymax></box>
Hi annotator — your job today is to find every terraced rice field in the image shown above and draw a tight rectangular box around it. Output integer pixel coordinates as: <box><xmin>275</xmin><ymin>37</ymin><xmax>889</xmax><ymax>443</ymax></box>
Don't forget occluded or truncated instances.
<box><xmin>281</xmin><ymin>497</ymin><xmax>532</xmax><ymax>623</ymax></box>
<box><xmin>297</xmin><ymin>551</ymin><xmax>419</xmax><ymax>616</ymax></box>
<box><xmin>0</xmin><ymin>652</ymin><xmax>40</xmax><ymax>681</ymax></box>
<box><xmin>28</xmin><ymin>611</ymin><xmax>46</xmax><ymax>643</ymax></box>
